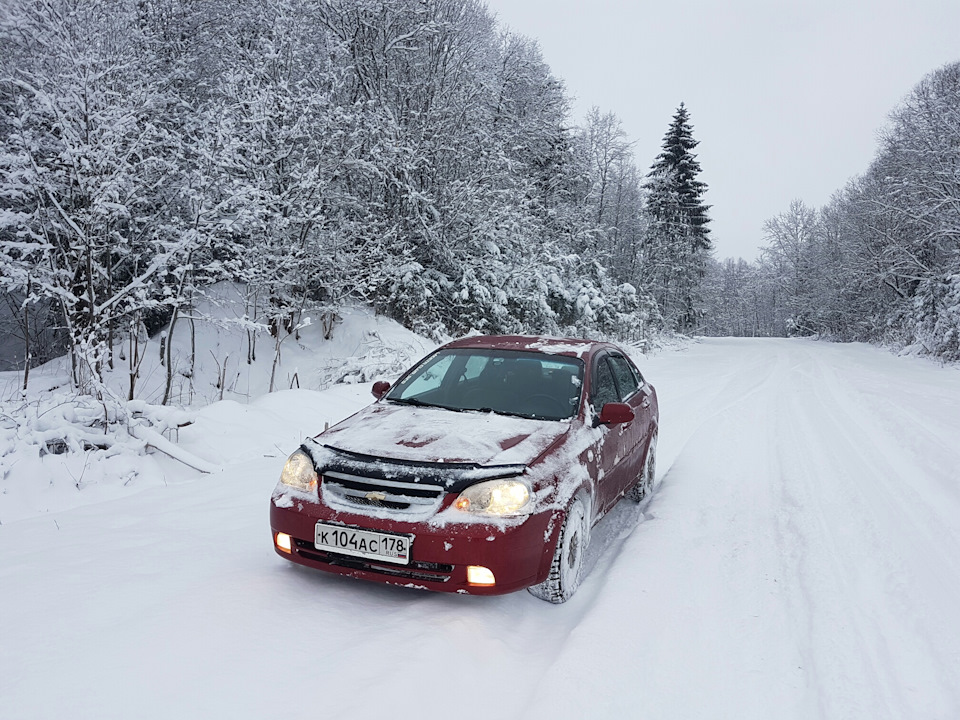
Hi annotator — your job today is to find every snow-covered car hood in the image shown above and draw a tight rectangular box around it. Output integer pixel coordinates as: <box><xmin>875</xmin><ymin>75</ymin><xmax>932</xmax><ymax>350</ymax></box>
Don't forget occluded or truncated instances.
<box><xmin>319</xmin><ymin>401</ymin><xmax>571</xmax><ymax>467</ymax></box>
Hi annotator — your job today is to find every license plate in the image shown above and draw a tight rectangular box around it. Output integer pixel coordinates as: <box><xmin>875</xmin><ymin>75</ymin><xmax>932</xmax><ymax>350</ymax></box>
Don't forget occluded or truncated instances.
<box><xmin>314</xmin><ymin>523</ymin><xmax>413</xmax><ymax>565</ymax></box>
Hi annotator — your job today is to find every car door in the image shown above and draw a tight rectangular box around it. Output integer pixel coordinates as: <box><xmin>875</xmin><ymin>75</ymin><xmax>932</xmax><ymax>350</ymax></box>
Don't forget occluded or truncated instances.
<box><xmin>588</xmin><ymin>351</ymin><xmax>632</xmax><ymax>515</ymax></box>
<box><xmin>606</xmin><ymin>351</ymin><xmax>651</xmax><ymax>498</ymax></box>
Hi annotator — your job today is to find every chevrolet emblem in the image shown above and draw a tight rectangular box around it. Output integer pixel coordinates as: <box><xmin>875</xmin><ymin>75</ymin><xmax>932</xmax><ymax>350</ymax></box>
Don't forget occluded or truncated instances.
<box><xmin>365</xmin><ymin>491</ymin><xmax>387</xmax><ymax>502</ymax></box>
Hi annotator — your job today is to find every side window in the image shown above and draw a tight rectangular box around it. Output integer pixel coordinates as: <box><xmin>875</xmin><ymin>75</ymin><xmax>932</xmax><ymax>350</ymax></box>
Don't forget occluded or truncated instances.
<box><xmin>592</xmin><ymin>357</ymin><xmax>619</xmax><ymax>409</ymax></box>
<box><xmin>608</xmin><ymin>354</ymin><xmax>641</xmax><ymax>400</ymax></box>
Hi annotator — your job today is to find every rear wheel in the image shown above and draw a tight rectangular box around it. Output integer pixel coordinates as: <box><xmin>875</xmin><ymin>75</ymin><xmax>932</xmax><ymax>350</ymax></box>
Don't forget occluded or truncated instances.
<box><xmin>627</xmin><ymin>432</ymin><xmax>657</xmax><ymax>502</ymax></box>
<box><xmin>528</xmin><ymin>497</ymin><xmax>588</xmax><ymax>604</ymax></box>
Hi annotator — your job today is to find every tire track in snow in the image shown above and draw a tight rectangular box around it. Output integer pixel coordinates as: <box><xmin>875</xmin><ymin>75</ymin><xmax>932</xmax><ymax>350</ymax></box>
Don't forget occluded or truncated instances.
<box><xmin>522</xmin><ymin>340</ymin><xmax>814</xmax><ymax>718</ymax></box>
<box><xmin>769</xmin><ymin>347</ymin><xmax>904</xmax><ymax>718</ymax></box>
<box><xmin>770</xmin><ymin>343</ymin><xmax>960</xmax><ymax>719</ymax></box>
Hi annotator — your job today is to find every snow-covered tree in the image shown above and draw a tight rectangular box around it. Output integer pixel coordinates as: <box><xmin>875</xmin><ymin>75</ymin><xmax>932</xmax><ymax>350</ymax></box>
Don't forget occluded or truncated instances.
<box><xmin>0</xmin><ymin>0</ymin><xmax>199</xmax><ymax>395</ymax></box>
<box><xmin>642</xmin><ymin>103</ymin><xmax>712</xmax><ymax>333</ymax></box>
<box><xmin>1</xmin><ymin>0</ymin><xmax>674</xmax><ymax>393</ymax></box>
<box><xmin>707</xmin><ymin>61</ymin><xmax>960</xmax><ymax>358</ymax></box>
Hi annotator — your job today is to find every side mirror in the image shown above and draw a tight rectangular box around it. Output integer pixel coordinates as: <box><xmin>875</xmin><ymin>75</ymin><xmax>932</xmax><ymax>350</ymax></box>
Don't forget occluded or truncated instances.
<box><xmin>372</xmin><ymin>380</ymin><xmax>391</xmax><ymax>400</ymax></box>
<box><xmin>596</xmin><ymin>402</ymin><xmax>634</xmax><ymax>426</ymax></box>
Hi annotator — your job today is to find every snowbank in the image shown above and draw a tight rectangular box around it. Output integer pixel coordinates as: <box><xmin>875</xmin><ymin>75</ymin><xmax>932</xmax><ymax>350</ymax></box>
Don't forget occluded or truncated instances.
<box><xmin>0</xmin><ymin>296</ymin><xmax>434</xmax><ymax>524</ymax></box>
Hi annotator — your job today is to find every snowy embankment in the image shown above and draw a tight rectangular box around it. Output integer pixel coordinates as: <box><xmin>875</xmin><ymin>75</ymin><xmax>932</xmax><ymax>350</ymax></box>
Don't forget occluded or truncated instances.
<box><xmin>3</xmin><ymin>335</ymin><xmax>960</xmax><ymax>719</ymax></box>
<box><xmin>0</xmin><ymin>288</ymin><xmax>435</xmax><ymax>523</ymax></box>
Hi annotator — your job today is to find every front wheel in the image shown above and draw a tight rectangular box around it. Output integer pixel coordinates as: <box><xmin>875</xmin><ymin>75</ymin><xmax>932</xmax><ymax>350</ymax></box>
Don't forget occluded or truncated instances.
<box><xmin>528</xmin><ymin>497</ymin><xmax>589</xmax><ymax>604</ymax></box>
<box><xmin>627</xmin><ymin>431</ymin><xmax>657</xmax><ymax>502</ymax></box>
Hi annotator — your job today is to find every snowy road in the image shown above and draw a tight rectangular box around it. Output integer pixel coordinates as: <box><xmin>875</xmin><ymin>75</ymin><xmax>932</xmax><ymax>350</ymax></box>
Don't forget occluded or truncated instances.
<box><xmin>3</xmin><ymin>338</ymin><xmax>960</xmax><ymax>719</ymax></box>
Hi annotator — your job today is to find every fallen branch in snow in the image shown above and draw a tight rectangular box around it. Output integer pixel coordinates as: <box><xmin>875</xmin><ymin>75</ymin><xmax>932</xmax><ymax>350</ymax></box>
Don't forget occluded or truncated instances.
<box><xmin>128</xmin><ymin>424</ymin><xmax>219</xmax><ymax>474</ymax></box>
<box><xmin>1</xmin><ymin>390</ymin><xmax>217</xmax><ymax>477</ymax></box>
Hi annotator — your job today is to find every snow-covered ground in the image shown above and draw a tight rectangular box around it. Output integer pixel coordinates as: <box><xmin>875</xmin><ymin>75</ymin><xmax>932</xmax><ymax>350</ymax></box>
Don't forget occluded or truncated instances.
<box><xmin>3</xmin><ymin>336</ymin><xmax>960</xmax><ymax>719</ymax></box>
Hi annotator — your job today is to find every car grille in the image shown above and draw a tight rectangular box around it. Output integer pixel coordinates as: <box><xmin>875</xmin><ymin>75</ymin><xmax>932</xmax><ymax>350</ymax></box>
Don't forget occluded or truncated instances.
<box><xmin>293</xmin><ymin>539</ymin><xmax>453</xmax><ymax>583</ymax></box>
<box><xmin>321</xmin><ymin>471</ymin><xmax>445</xmax><ymax>515</ymax></box>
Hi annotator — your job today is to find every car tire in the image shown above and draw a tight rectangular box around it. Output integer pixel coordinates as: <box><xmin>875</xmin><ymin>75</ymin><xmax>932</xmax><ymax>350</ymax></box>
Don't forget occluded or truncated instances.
<box><xmin>627</xmin><ymin>431</ymin><xmax>657</xmax><ymax>503</ymax></box>
<box><xmin>528</xmin><ymin>496</ymin><xmax>588</xmax><ymax>604</ymax></box>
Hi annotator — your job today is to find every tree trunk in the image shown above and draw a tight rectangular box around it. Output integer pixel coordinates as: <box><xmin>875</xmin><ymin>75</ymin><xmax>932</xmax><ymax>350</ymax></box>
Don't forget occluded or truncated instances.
<box><xmin>162</xmin><ymin>306</ymin><xmax>179</xmax><ymax>405</ymax></box>
<box><xmin>162</xmin><ymin>257</ymin><xmax>193</xmax><ymax>405</ymax></box>
<box><xmin>22</xmin><ymin>277</ymin><xmax>31</xmax><ymax>392</ymax></box>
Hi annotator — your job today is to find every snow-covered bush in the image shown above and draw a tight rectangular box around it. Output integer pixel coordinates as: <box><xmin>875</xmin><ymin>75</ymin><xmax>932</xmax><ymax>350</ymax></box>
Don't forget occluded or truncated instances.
<box><xmin>911</xmin><ymin>272</ymin><xmax>960</xmax><ymax>361</ymax></box>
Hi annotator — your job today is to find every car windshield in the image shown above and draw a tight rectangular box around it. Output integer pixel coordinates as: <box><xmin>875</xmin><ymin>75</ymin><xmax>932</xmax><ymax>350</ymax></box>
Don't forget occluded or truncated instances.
<box><xmin>386</xmin><ymin>349</ymin><xmax>584</xmax><ymax>421</ymax></box>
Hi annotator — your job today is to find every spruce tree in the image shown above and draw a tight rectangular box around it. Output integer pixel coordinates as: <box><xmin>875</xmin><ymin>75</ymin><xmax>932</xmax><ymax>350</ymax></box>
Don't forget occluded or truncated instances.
<box><xmin>643</xmin><ymin>103</ymin><xmax>712</xmax><ymax>333</ymax></box>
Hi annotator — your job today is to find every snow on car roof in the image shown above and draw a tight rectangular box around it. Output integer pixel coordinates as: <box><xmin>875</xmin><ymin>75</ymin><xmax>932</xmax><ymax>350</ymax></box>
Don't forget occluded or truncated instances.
<box><xmin>444</xmin><ymin>335</ymin><xmax>599</xmax><ymax>357</ymax></box>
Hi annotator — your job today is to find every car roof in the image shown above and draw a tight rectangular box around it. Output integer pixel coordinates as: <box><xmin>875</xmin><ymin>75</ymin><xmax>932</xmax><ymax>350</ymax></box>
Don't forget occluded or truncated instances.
<box><xmin>442</xmin><ymin>334</ymin><xmax>608</xmax><ymax>358</ymax></box>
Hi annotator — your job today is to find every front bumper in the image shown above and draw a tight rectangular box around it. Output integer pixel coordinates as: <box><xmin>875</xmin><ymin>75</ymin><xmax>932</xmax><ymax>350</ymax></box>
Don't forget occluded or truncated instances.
<box><xmin>270</xmin><ymin>497</ymin><xmax>561</xmax><ymax>595</ymax></box>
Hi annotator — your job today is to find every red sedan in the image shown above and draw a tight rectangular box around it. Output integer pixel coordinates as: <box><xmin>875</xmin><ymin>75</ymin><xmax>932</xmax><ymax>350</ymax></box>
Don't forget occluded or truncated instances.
<box><xmin>270</xmin><ymin>335</ymin><xmax>658</xmax><ymax>603</ymax></box>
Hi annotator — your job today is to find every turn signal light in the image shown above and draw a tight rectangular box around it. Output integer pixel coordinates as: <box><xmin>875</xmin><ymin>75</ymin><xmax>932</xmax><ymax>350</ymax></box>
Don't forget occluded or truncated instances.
<box><xmin>275</xmin><ymin>532</ymin><xmax>293</xmax><ymax>553</ymax></box>
<box><xmin>467</xmin><ymin>565</ymin><xmax>495</xmax><ymax>586</ymax></box>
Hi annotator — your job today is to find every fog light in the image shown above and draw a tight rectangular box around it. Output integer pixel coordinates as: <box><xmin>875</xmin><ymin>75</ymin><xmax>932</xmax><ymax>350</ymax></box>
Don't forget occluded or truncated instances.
<box><xmin>467</xmin><ymin>565</ymin><xmax>495</xmax><ymax>586</ymax></box>
<box><xmin>275</xmin><ymin>532</ymin><xmax>292</xmax><ymax>553</ymax></box>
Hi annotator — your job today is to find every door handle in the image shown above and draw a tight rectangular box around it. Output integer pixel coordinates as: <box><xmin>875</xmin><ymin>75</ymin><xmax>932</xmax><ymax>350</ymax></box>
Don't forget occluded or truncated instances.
<box><xmin>641</xmin><ymin>398</ymin><xmax>650</xmax><ymax>408</ymax></box>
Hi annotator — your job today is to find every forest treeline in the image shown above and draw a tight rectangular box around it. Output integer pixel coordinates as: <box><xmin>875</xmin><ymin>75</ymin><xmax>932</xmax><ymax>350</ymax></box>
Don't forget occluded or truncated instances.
<box><xmin>0</xmin><ymin>0</ymin><xmax>712</xmax><ymax>397</ymax></box>
<box><xmin>6</xmin><ymin>0</ymin><xmax>955</xmax><ymax>407</ymax></box>
<box><xmin>703</xmin><ymin>62</ymin><xmax>960</xmax><ymax>361</ymax></box>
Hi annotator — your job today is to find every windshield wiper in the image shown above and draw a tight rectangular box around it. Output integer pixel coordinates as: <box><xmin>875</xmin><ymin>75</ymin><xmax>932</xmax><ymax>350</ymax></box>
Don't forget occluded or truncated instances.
<box><xmin>389</xmin><ymin>397</ymin><xmax>435</xmax><ymax>408</ymax></box>
<box><xmin>475</xmin><ymin>407</ymin><xmax>532</xmax><ymax>420</ymax></box>
<box><xmin>389</xmin><ymin>397</ymin><xmax>465</xmax><ymax>412</ymax></box>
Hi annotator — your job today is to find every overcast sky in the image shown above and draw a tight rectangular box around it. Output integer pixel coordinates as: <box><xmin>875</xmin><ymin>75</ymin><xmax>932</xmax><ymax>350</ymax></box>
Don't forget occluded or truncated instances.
<box><xmin>482</xmin><ymin>0</ymin><xmax>960</xmax><ymax>261</ymax></box>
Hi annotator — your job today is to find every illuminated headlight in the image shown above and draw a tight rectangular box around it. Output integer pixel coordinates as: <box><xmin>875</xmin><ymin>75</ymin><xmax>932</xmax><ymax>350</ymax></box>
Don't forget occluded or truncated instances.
<box><xmin>280</xmin><ymin>449</ymin><xmax>318</xmax><ymax>492</ymax></box>
<box><xmin>454</xmin><ymin>478</ymin><xmax>531</xmax><ymax>516</ymax></box>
